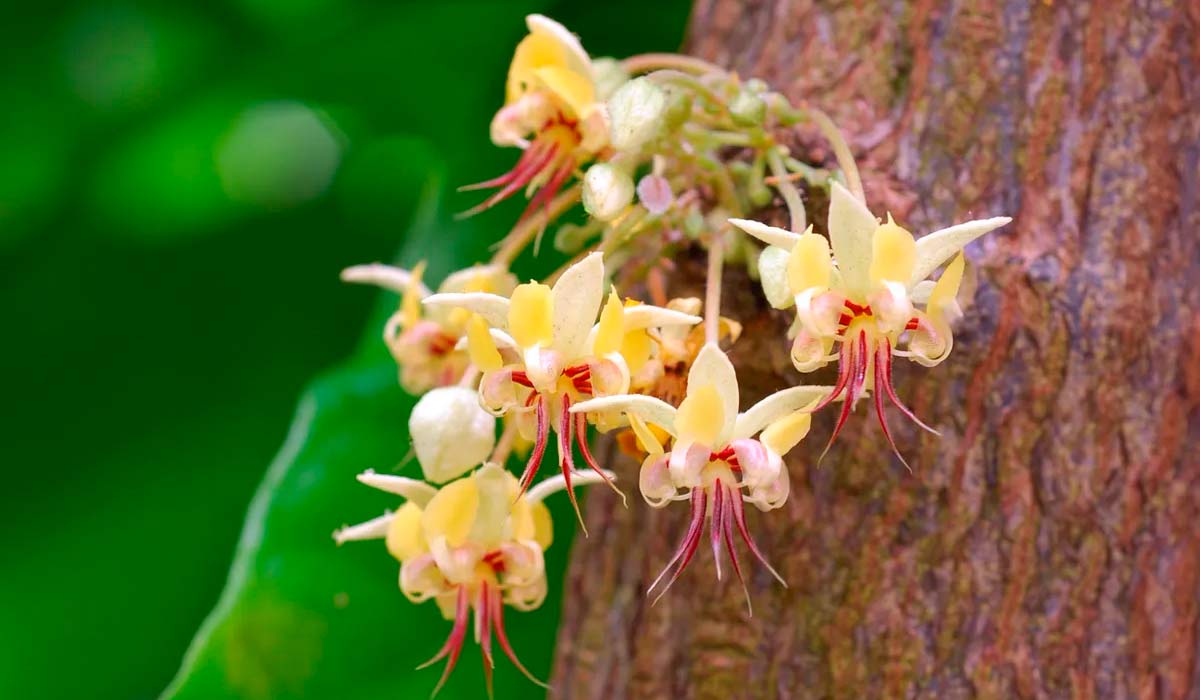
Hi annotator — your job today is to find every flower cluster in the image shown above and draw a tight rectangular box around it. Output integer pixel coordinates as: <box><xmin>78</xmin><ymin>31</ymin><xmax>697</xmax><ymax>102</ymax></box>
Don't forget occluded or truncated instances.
<box><xmin>334</xmin><ymin>13</ymin><xmax>1010</xmax><ymax>695</ymax></box>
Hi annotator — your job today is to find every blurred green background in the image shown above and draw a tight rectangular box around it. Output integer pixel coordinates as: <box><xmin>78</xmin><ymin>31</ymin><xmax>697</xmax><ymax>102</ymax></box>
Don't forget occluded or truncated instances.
<box><xmin>0</xmin><ymin>1</ymin><xmax>688</xmax><ymax>698</ymax></box>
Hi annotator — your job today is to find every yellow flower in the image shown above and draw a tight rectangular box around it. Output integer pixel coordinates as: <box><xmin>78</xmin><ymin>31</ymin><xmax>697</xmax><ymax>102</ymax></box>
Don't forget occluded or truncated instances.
<box><xmin>341</xmin><ymin>262</ymin><xmax>516</xmax><ymax>393</ymax></box>
<box><xmin>572</xmin><ymin>344</ymin><xmax>829</xmax><ymax>612</ymax></box>
<box><xmin>464</xmin><ymin>15</ymin><xmax>611</xmax><ymax>220</ymax></box>
<box><xmin>334</xmin><ymin>463</ymin><xmax>612</xmax><ymax>696</ymax></box>
<box><xmin>422</xmin><ymin>252</ymin><xmax>700</xmax><ymax>524</ymax></box>
<box><xmin>730</xmin><ymin>183</ymin><xmax>1011</xmax><ymax>465</ymax></box>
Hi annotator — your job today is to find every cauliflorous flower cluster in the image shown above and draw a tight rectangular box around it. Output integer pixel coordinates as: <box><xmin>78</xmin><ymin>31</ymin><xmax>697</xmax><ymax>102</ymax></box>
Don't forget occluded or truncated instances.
<box><xmin>335</xmin><ymin>13</ymin><xmax>1010</xmax><ymax>695</ymax></box>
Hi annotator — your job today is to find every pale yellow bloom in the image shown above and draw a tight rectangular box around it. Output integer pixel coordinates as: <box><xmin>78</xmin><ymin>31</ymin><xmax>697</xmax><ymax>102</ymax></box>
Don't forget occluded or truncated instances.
<box><xmin>423</xmin><ymin>253</ymin><xmax>699</xmax><ymax>522</ymax></box>
<box><xmin>572</xmin><ymin>343</ymin><xmax>829</xmax><ymax>612</ymax></box>
<box><xmin>335</xmin><ymin>463</ymin><xmax>612</xmax><ymax>695</ymax></box>
<box><xmin>341</xmin><ymin>262</ymin><xmax>516</xmax><ymax>393</ymax></box>
<box><xmin>465</xmin><ymin>15</ymin><xmax>612</xmax><ymax>220</ymax></box>
<box><xmin>730</xmin><ymin>183</ymin><xmax>1010</xmax><ymax>465</ymax></box>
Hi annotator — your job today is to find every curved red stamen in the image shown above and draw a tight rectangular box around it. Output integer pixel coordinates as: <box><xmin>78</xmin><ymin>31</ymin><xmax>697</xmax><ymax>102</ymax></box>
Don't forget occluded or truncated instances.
<box><xmin>879</xmin><ymin>338</ymin><xmax>940</xmax><ymax>436</ymax></box>
<box><xmin>517</xmin><ymin>394</ymin><xmax>549</xmax><ymax>495</ymax></box>
<box><xmin>459</xmin><ymin>142</ymin><xmax>559</xmax><ymax>218</ymax></box>
<box><xmin>649</xmin><ymin>487</ymin><xmax>707</xmax><ymax>603</ymax></box>
<box><xmin>819</xmin><ymin>330</ymin><xmax>868</xmax><ymax>463</ymax></box>
<box><xmin>489</xmin><ymin>585</ymin><xmax>548</xmax><ymax>688</ymax></box>
<box><xmin>873</xmin><ymin>342</ymin><xmax>912</xmax><ymax>472</ymax></box>
<box><xmin>710</xmin><ymin>482</ymin><xmax>725</xmax><ymax>581</ymax></box>
<box><xmin>721</xmin><ymin>483</ymin><xmax>753</xmax><ymax>615</ymax></box>
<box><xmin>574</xmin><ymin>410</ymin><xmax>623</xmax><ymax>500</ymax></box>
<box><xmin>728</xmin><ymin>488</ymin><xmax>787</xmax><ymax>587</ymax></box>
<box><xmin>811</xmin><ymin>334</ymin><xmax>854</xmax><ymax>413</ymax></box>
<box><xmin>478</xmin><ymin>584</ymin><xmax>494</xmax><ymax>699</ymax></box>
<box><xmin>421</xmin><ymin>586</ymin><xmax>470</xmax><ymax>696</ymax></box>
<box><xmin>558</xmin><ymin>394</ymin><xmax>587</xmax><ymax>533</ymax></box>
<box><xmin>517</xmin><ymin>160</ymin><xmax>574</xmax><ymax>224</ymax></box>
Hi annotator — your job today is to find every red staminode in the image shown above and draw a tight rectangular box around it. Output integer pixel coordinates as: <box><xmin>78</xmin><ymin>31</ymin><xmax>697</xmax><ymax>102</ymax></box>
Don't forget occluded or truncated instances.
<box><xmin>459</xmin><ymin>119</ymin><xmax>580</xmax><ymax>221</ymax></box>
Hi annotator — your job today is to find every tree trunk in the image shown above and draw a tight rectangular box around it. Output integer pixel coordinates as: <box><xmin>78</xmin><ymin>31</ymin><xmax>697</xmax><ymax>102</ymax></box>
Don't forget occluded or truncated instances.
<box><xmin>551</xmin><ymin>1</ymin><xmax>1200</xmax><ymax>698</ymax></box>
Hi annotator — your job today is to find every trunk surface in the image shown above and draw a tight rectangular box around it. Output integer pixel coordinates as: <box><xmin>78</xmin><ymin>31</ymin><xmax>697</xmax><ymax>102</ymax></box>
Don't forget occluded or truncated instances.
<box><xmin>552</xmin><ymin>2</ymin><xmax>1200</xmax><ymax>698</ymax></box>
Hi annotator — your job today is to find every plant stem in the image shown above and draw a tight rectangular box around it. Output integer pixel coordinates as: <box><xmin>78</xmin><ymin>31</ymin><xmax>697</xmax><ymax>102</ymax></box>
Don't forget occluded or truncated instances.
<box><xmin>807</xmin><ymin>107</ymin><xmax>864</xmax><ymax>201</ymax></box>
<box><xmin>766</xmin><ymin>147</ymin><xmax>806</xmax><ymax>231</ymax></box>
<box><xmin>621</xmin><ymin>53</ymin><xmax>726</xmax><ymax>76</ymax></box>
<box><xmin>705</xmin><ymin>232</ymin><xmax>724</xmax><ymax>345</ymax></box>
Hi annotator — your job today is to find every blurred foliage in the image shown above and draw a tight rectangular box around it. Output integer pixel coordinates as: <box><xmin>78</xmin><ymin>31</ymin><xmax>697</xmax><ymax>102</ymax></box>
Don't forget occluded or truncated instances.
<box><xmin>0</xmin><ymin>0</ymin><xmax>688</xmax><ymax>698</ymax></box>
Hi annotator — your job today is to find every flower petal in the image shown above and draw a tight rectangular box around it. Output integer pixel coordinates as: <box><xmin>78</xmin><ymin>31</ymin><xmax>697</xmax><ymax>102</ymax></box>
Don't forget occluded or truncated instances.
<box><xmin>439</xmin><ymin>264</ymin><xmax>517</xmax><ymax>295</ymax></box>
<box><xmin>687</xmin><ymin>343</ymin><xmax>739</xmax><ymax>440</ymax></box>
<box><xmin>732</xmin><ymin>385</ymin><xmax>831</xmax><ymax>440</ymax></box>
<box><xmin>759</xmin><ymin>411</ymin><xmax>813</xmax><ymax>456</ymax></box>
<box><xmin>729</xmin><ymin>438</ymin><xmax>781</xmax><ymax>490</ymax></box>
<box><xmin>621</xmin><ymin>303</ymin><xmax>702</xmax><ymax>330</ymax></box>
<box><xmin>509</xmin><ymin>283</ymin><xmax>555</xmax><ymax>348</ymax></box>
<box><xmin>910</xmin><ymin>216</ymin><xmax>1011</xmax><ymax>287</ymax></box>
<box><xmin>667</xmin><ymin>440</ymin><xmax>710</xmax><ymax>489</ymax></box>
<box><xmin>674</xmin><ymin>384</ymin><xmax>725</xmax><ymax>446</ymax></box>
<box><xmin>638</xmin><ymin>454</ymin><xmax>677</xmax><ymax>507</ymax></box>
<box><xmin>333</xmin><ymin>512</ymin><xmax>394</xmax><ymax>545</ymax></box>
<box><xmin>421</xmin><ymin>474</ymin><xmax>480</xmax><ymax>548</ymax></box>
<box><xmin>355</xmin><ymin>470</ymin><xmax>438</xmax><ymax>506</ymax></box>
<box><xmin>551</xmin><ymin>252</ymin><xmax>606</xmax><ymax>357</ymax></box>
<box><xmin>526</xmin><ymin>468</ymin><xmax>617</xmax><ymax>504</ymax></box>
<box><xmin>525</xmin><ymin>14</ymin><xmax>591</xmax><ymax>83</ymax></box>
<box><xmin>827</xmin><ymin>181</ymin><xmax>877</xmax><ymax>299</ymax></box>
<box><xmin>532</xmin><ymin>65</ymin><xmax>595</xmax><ymax>119</ymax></box>
<box><xmin>787</xmin><ymin>228</ymin><xmax>832</xmax><ymax>294</ymax></box>
<box><xmin>340</xmin><ymin>263</ymin><xmax>433</xmax><ymax>298</ymax></box>
<box><xmin>728</xmin><ymin>217</ymin><xmax>800</xmax><ymax>249</ymax></box>
<box><xmin>569</xmin><ymin>394</ymin><xmax>677</xmax><ymax>435</ymax></box>
<box><xmin>591</xmin><ymin>291</ymin><xmax>625</xmax><ymax>357</ymax></box>
<box><xmin>466</xmin><ymin>314</ymin><xmax>504</xmax><ymax>372</ymax></box>
<box><xmin>868</xmin><ymin>213</ymin><xmax>916</xmax><ymax>286</ymax></box>
<box><xmin>385</xmin><ymin>502</ymin><xmax>426</xmax><ymax>561</ymax></box>
<box><xmin>757</xmin><ymin>245</ymin><xmax>794</xmax><ymax>309</ymax></box>
<box><xmin>927</xmin><ymin>251</ymin><xmax>966</xmax><ymax>316</ymax></box>
<box><xmin>423</xmin><ymin>292</ymin><xmax>510</xmax><ymax>330</ymax></box>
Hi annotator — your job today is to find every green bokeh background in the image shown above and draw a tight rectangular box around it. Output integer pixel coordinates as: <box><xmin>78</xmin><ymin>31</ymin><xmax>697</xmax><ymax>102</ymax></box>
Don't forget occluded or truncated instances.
<box><xmin>0</xmin><ymin>2</ymin><xmax>688</xmax><ymax>698</ymax></box>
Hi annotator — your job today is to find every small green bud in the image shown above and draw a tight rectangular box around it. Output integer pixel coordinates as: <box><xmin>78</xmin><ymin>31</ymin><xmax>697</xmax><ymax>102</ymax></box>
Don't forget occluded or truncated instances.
<box><xmin>730</xmin><ymin>90</ymin><xmax>766</xmax><ymax>126</ymax></box>
<box><xmin>591</xmin><ymin>57</ymin><xmax>630</xmax><ymax>100</ymax></box>
<box><xmin>608</xmin><ymin>77</ymin><xmax>667</xmax><ymax>152</ymax></box>
<box><xmin>582</xmin><ymin>163</ymin><xmax>635</xmax><ymax>221</ymax></box>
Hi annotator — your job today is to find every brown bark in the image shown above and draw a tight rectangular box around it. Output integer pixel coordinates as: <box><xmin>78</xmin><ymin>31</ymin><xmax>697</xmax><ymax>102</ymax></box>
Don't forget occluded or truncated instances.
<box><xmin>552</xmin><ymin>1</ymin><xmax>1200</xmax><ymax>698</ymax></box>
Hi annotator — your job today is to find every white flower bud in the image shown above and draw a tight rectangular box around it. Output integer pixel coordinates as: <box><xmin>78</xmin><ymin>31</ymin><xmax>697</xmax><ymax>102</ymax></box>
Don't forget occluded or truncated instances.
<box><xmin>607</xmin><ymin>77</ymin><xmax>667</xmax><ymax>152</ymax></box>
<box><xmin>730</xmin><ymin>90</ymin><xmax>766</xmax><ymax>126</ymax></box>
<box><xmin>582</xmin><ymin>163</ymin><xmax>635</xmax><ymax>221</ymax></box>
<box><xmin>408</xmin><ymin>386</ymin><xmax>496</xmax><ymax>483</ymax></box>
<box><xmin>591</xmin><ymin>57</ymin><xmax>630</xmax><ymax>100</ymax></box>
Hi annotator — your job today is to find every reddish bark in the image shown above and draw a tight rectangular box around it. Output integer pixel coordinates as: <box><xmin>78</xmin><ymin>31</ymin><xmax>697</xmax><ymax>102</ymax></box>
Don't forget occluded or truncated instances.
<box><xmin>552</xmin><ymin>1</ymin><xmax>1200</xmax><ymax>698</ymax></box>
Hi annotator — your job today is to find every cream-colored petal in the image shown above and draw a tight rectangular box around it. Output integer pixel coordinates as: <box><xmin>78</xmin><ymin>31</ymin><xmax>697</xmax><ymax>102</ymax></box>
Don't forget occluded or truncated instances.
<box><xmin>533</xmin><ymin>65</ymin><xmax>595</xmax><ymax>119</ymax></box>
<box><xmin>355</xmin><ymin>470</ymin><xmax>438</xmax><ymax>507</ymax></box>
<box><xmin>570</xmin><ymin>394</ymin><xmax>677</xmax><ymax>435</ymax></box>
<box><xmin>591</xmin><ymin>291</ymin><xmax>625</xmax><ymax>357</ymax></box>
<box><xmin>927</xmin><ymin>251</ymin><xmax>966</xmax><ymax>315</ymax></box>
<box><xmin>759</xmin><ymin>411</ymin><xmax>813</xmax><ymax>456</ymax></box>
<box><xmin>340</xmin><ymin>263</ymin><xmax>433</xmax><ymax>297</ymax></box>
<box><xmin>827</xmin><ymin>181</ymin><xmax>878</xmax><ymax>299</ymax></box>
<box><xmin>728</xmin><ymin>217</ymin><xmax>801</xmax><ymax>249</ymax></box>
<box><xmin>439</xmin><ymin>264</ymin><xmax>518</xmax><ymax>295</ymax></box>
<box><xmin>667</xmin><ymin>440</ymin><xmax>710</xmax><ymax>490</ymax></box>
<box><xmin>423</xmin><ymin>292</ymin><xmax>510</xmax><ymax>330</ymax></box>
<box><xmin>333</xmin><ymin>512</ymin><xmax>394</xmax><ymax>545</ymax></box>
<box><xmin>526</xmin><ymin>14</ymin><xmax>592</xmax><ymax>82</ymax></box>
<box><xmin>466</xmin><ymin>463</ymin><xmax>513</xmax><ymax>550</ymax></box>
<box><xmin>732</xmin><ymin>385</ymin><xmax>830</xmax><ymax>440</ymax></box>
<box><xmin>526</xmin><ymin>469</ymin><xmax>618</xmax><ymax>503</ymax></box>
<box><xmin>551</xmin><ymin>252</ymin><xmax>606</xmax><ymax>357</ymax></box>
<box><xmin>687</xmin><ymin>343</ymin><xmax>739</xmax><ymax>440</ymax></box>
<box><xmin>621</xmin><ymin>303</ymin><xmax>702</xmax><ymax>330</ymax></box>
<box><xmin>638</xmin><ymin>454</ymin><xmax>677</xmax><ymax>507</ymax></box>
<box><xmin>910</xmin><ymin>279</ymin><xmax>936</xmax><ymax>304</ymax></box>
<box><xmin>909</xmin><ymin>216</ymin><xmax>1011</xmax><ymax>287</ymax></box>
<box><xmin>787</xmin><ymin>229</ymin><xmax>832</xmax><ymax>294</ymax></box>
<box><xmin>868</xmin><ymin>214</ymin><xmax>916</xmax><ymax>286</ymax></box>
<box><xmin>757</xmin><ymin>245</ymin><xmax>795</xmax><ymax>309</ymax></box>
<box><xmin>421</xmin><ymin>476</ymin><xmax>480</xmax><ymax>549</ymax></box>
<box><xmin>729</xmin><ymin>438</ymin><xmax>781</xmax><ymax>490</ymax></box>
<box><xmin>385</xmin><ymin>502</ymin><xmax>426</xmax><ymax>562</ymax></box>
<box><xmin>524</xmin><ymin>345</ymin><xmax>564</xmax><ymax>394</ymax></box>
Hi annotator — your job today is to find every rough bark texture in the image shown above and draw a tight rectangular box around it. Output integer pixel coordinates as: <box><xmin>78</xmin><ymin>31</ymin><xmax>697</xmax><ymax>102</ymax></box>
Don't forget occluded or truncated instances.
<box><xmin>552</xmin><ymin>1</ymin><xmax>1200</xmax><ymax>698</ymax></box>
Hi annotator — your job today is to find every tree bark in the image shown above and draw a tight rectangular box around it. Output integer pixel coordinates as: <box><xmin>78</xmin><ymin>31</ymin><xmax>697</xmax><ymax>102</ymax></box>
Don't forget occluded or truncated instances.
<box><xmin>552</xmin><ymin>1</ymin><xmax>1200</xmax><ymax>698</ymax></box>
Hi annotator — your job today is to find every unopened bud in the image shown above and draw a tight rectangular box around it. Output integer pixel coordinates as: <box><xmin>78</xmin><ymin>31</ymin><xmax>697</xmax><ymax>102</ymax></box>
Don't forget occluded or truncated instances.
<box><xmin>607</xmin><ymin>77</ymin><xmax>667</xmax><ymax>152</ymax></box>
<box><xmin>730</xmin><ymin>90</ymin><xmax>766</xmax><ymax>126</ymax></box>
<box><xmin>591</xmin><ymin>57</ymin><xmax>630</xmax><ymax>100</ymax></box>
<box><xmin>409</xmin><ymin>386</ymin><xmax>496</xmax><ymax>483</ymax></box>
<box><xmin>636</xmin><ymin>174</ymin><xmax>674</xmax><ymax>214</ymax></box>
<box><xmin>582</xmin><ymin>163</ymin><xmax>635</xmax><ymax>221</ymax></box>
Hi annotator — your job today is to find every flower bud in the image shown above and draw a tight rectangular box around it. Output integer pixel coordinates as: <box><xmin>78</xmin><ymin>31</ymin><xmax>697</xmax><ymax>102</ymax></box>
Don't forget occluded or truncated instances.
<box><xmin>636</xmin><ymin>174</ymin><xmax>673</xmax><ymax>214</ymax></box>
<box><xmin>408</xmin><ymin>386</ymin><xmax>496</xmax><ymax>483</ymax></box>
<box><xmin>730</xmin><ymin>90</ymin><xmax>766</xmax><ymax>126</ymax></box>
<box><xmin>590</xmin><ymin>57</ymin><xmax>630</xmax><ymax>100</ymax></box>
<box><xmin>607</xmin><ymin>77</ymin><xmax>667</xmax><ymax>152</ymax></box>
<box><xmin>582</xmin><ymin>163</ymin><xmax>635</xmax><ymax>221</ymax></box>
